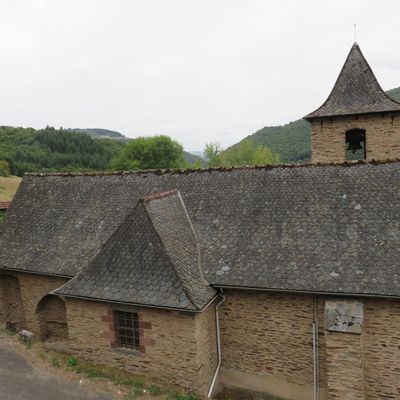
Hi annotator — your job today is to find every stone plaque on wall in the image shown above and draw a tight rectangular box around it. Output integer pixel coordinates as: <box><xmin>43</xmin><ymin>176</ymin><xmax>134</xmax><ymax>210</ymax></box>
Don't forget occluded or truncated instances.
<box><xmin>325</xmin><ymin>299</ymin><xmax>364</xmax><ymax>334</ymax></box>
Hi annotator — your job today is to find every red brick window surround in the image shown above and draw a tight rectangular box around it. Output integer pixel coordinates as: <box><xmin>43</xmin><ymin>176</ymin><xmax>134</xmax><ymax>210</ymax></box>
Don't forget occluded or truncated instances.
<box><xmin>101</xmin><ymin>308</ymin><xmax>153</xmax><ymax>353</ymax></box>
<box><xmin>114</xmin><ymin>311</ymin><xmax>140</xmax><ymax>350</ymax></box>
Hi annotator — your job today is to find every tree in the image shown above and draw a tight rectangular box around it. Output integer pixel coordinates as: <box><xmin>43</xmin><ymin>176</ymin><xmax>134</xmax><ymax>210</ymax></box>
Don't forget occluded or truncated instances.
<box><xmin>0</xmin><ymin>160</ymin><xmax>10</xmax><ymax>177</ymax></box>
<box><xmin>204</xmin><ymin>142</ymin><xmax>223</xmax><ymax>167</ymax></box>
<box><xmin>204</xmin><ymin>140</ymin><xmax>279</xmax><ymax>167</ymax></box>
<box><xmin>111</xmin><ymin>135</ymin><xmax>186</xmax><ymax>171</ymax></box>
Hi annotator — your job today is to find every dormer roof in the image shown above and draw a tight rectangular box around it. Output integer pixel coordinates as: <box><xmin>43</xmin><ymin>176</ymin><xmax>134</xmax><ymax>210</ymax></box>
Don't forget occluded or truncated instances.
<box><xmin>305</xmin><ymin>43</ymin><xmax>400</xmax><ymax>120</ymax></box>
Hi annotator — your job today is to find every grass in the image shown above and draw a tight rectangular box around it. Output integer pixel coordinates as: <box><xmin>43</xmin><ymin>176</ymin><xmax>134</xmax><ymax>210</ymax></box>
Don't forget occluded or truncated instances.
<box><xmin>1</xmin><ymin>329</ymin><xmax>203</xmax><ymax>400</ymax></box>
<box><xmin>0</xmin><ymin>176</ymin><xmax>21</xmax><ymax>201</ymax></box>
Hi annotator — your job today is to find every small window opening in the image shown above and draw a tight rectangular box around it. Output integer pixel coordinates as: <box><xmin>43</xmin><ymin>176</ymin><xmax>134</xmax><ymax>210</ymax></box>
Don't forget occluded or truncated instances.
<box><xmin>114</xmin><ymin>311</ymin><xmax>140</xmax><ymax>350</ymax></box>
<box><xmin>345</xmin><ymin>129</ymin><xmax>366</xmax><ymax>160</ymax></box>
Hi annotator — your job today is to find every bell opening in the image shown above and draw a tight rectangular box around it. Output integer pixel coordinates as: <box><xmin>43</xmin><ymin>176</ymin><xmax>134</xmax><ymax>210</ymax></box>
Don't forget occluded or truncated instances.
<box><xmin>345</xmin><ymin>129</ymin><xmax>366</xmax><ymax>160</ymax></box>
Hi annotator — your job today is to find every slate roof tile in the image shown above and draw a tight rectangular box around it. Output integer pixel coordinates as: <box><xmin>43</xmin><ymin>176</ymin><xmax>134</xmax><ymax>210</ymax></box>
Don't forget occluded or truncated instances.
<box><xmin>305</xmin><ymin>43</ymin><xmax>400</xmax><ymax>119</ymax></box>
<box><xmin>1</xmin><ymin>161</ymin><xmax>400</xmax><ymax>298</ymax></box>
<box><xmin>56</xmin><ymin>190</ymin><xmax>216</xmax><ymax>310</ymax></box>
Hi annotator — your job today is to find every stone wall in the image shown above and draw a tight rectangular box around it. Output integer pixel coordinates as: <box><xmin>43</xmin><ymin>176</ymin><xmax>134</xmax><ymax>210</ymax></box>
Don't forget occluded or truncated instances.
<box><xmin>37</xmin><ymin>295</ymin><xmax>69</xmax><ymax>340</ymax></box>
<box><xmin>325</xmin><ymin>331</ymin><xmax>364</xmax><ymax>399</ymax></box>
<box><xmin>16</xmin><ymin>272</ymin><xmax>68</xmax><ymax>334</ymax></box>
<box><xmin>65</xmin><ymin>298</ymin><xmax>218</xmax><ymax>395</ymax></box>
<box><xmin>310</xmin><ymin>113</ymin><xmax>400</xmax><ymax>163</ymax></box>
<box><xmin>218</xmin><ymin>290</ymin><xmax>327</xmax><ymax>400</ymax></box>
<box><xmin>0</xmin><ymin>274</ymin><xmax>25</xmax><ymax>330</ymax></box>
<box><xmin>218</xmin><ymin>291</ymin><xmax>400</xmax><ymax>400</ymax></box>
<box><xmin>363</xmin><ymin>298</ymin><xmax>400</xmax><ymax>399</ymax></box>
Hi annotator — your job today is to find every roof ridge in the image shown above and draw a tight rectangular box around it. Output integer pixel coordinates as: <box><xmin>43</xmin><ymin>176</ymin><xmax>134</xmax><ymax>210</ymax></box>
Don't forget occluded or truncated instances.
<box><xmin>142</xmin><ymin>189</ymin><xmax>178</xmax><ymax>203</ymax></box>
<box><xmin>23</xmin><ymin>158</ymin><xmax>400</xmax><ymax>178</ymax></box>
<box><xmin>141</xmin><ymin>200</ymin><xmax>198</xmax><ymax>309</ymax></box>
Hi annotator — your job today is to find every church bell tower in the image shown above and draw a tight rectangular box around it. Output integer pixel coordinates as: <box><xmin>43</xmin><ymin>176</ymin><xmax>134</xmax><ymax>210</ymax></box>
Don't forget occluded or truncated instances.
<box><xmin>304</xmin><ymin>43</ymin><xmax>400</xmax><ymax>163</ymax></box>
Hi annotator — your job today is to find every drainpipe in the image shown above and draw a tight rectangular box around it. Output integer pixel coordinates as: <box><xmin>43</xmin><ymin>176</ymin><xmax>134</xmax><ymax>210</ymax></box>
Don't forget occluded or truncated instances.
<box><xmin>312</xmin><ymin>297</ymin><xmax>319</xmax><ymax>400</ymax></box>
<box><xmin>207</xmin><ymin>290</ymin><xmax>226</xmax><ymax>398</ymax></box>
<box><xmin>312</xmin><ymin>323</ymin><xmax>318</xmax><ymax>400</ymax></box>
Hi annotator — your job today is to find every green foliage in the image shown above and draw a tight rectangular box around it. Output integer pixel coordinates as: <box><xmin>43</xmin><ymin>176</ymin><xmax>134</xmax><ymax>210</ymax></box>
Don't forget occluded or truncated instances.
<box><xmin>0</xmin><ymin>126</ymin><xmax>123</xmax><ymax>176</ymax></box>
<box><xmin>183</xmin><ymin>151</ymin><xmax>205</xmax><ymax>167</ymax></box>
<box><xmin>111</xmin><ymin>135</ymin><xmax>186</xmax><ymax>170</ymax></box>
<box><xmin>172</xmin><ymin>393</ymin><xmax>198</xmax><ymax>400</ymax></box>
<box><xmin>0</xmin><ymin>160</ymin><xmax>10</xmax><ymax>177</ymax></box>
<box><xmin>147</xmin><ymin>385</ymin><xmax>162</xmax><ymax>395</ymax></box>
<box><xmin>386</xmin><ymin>87</ymin><xmax>400</xmax><ymax>102</ymax></box>
<box><xmin>0</xmin><ymin>211</ymin><xmax>5</xmax><ymax>223</ymax></box>
<box><xmin>205</xmin><ymin>140</ymin><xmax>279</xmax><ymax>167</ymax></box>
<box><xmin>234</xmin><ymin>119</ymin><xmax>311</xmax><ymax>164</ymax></box>
<box><xmin>204</xmin><ymin>142</ymin><xmax>224</xmax><ymax>167</ymax></box>
<box><xmin>67</xmin><ymin>356</ymin><xmax>78</xmax><ymax>367</ymax></box>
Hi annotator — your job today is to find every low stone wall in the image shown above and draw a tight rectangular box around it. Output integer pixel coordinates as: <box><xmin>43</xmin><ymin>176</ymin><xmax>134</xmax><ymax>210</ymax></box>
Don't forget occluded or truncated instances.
<box><xmin>65</xmin><ymin>298</ymin><xmax>217</xmax><ymax>395</ymax></box>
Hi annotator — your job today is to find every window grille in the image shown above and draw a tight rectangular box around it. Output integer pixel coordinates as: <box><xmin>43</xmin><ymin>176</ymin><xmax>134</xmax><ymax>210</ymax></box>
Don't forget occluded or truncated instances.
<box><xmin>114</xmin><ymin>311</ymin><xmax>140</xmax><ymax>350</ymax></box>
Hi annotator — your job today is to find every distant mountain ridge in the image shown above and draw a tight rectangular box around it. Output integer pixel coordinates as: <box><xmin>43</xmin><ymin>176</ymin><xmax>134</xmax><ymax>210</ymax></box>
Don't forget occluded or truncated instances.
<box><xmin>227</xmin><ymin>86</ymin><xmax>400</xmax><ymax>164</ymax></box>
<box><xmin>69</xmin><ymin>128</ymin><xmax>127</xmax><ymax>140</ymax></box>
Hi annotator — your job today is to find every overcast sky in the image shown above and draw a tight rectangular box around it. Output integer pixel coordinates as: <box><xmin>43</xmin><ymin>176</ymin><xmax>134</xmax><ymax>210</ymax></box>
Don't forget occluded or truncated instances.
<box><xmin>1</xmin><ymin>1</ymin><xmax>400</xmax><ymax>151</ymax></box>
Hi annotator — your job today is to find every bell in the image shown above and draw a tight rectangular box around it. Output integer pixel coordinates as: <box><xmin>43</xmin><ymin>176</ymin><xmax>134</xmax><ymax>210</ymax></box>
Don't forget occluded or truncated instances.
<box><xmin>347</xmin><ymin>138</ymin><xmax>363</xmax><ymax>154</ymax></box>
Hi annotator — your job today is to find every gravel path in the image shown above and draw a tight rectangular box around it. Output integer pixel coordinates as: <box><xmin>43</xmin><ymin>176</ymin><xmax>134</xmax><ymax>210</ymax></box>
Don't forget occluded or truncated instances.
<box><xmin>0</xmin><ymin>334</ymin><xmax>114</xmax><ymax>400</ymax></box>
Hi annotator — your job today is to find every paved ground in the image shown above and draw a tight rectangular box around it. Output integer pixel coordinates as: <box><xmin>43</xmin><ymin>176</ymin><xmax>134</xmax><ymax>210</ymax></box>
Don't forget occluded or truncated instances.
<box><xmin>0</xmin><ymin>339</ymin><xmax>114</xmax><ymax>400</ymax></box>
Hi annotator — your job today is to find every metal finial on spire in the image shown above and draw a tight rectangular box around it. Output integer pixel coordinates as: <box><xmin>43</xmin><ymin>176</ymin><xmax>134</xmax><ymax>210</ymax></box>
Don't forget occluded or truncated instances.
<box><xmin>354</xmin><ymin>23</ymin><xmax>357</xmax><ymax>43</ymax></box>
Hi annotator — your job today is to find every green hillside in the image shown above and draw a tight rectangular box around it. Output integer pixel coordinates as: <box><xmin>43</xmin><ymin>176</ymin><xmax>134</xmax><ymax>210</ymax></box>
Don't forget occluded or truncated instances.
<box><xmin>230</xmin><ymin>86</ymin><xmax>400</xmax><ymax>163</ymax></box>
<box><xmin>386</xmin><ymin>87</ymin><xmax>400</xmax><ymax>102</ymax></box>
<box><xmin>0</xmin><ymin>126</ymin><xmax>123</xmax><ymax>176</ymax></box>
<box><xmin>0</xmin><ymin>126</ymin><xmax>205</xmax><ymax>176</ymax></box>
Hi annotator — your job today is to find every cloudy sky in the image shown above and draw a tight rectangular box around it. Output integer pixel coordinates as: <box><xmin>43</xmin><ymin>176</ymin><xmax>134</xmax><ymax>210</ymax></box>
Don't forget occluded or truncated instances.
<box><xmin>1</xmin><ymin>1</ymin><xmax>400</xmax><ymax>151</ymax></box>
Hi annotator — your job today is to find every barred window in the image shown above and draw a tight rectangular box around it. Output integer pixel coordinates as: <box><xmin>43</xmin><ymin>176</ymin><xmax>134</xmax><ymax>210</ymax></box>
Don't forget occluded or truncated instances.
<box><xmin>114</xmin><ymin>311</ymin><xmax>140</xmax><ymax>350</ymax></box>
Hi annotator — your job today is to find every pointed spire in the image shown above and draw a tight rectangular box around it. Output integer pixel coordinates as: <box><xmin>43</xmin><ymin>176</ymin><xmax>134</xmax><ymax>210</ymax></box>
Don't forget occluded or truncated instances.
<box><xmin>305</xmin><ymin>43</ymin><xmax>400</xmax><ymax>120</ymax></box>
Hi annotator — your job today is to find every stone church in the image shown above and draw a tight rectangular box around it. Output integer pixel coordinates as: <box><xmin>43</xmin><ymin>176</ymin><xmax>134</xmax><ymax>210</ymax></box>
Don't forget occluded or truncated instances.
<box><xmin>1</xmin><ymin>43</ymin><xmax>400</xmax><ymax>400</ymax></box>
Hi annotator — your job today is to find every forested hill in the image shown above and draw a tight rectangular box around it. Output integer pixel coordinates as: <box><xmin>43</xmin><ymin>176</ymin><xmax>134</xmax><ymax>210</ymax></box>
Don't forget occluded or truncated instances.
<box><xmin>0</xmin><ymin>126</ymin><xmax>123</xmax><ymax>176</ymax></box>
<box><xmin>230</xmin><ymin>86</ymin><xmax>400</xmax><ymax>163</ymax></box>
<box><xmin>0</xmin><ymin>126</ymin><xmax>205</xmax><ymax>176</ymax></box>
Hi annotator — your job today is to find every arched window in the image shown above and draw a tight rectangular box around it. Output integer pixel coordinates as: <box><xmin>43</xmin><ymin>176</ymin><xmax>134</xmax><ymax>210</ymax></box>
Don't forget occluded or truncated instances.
<box><xmin>345</xmin><ymin>129</ymin><xmax>366</xmax><ymax>160</ymax></box>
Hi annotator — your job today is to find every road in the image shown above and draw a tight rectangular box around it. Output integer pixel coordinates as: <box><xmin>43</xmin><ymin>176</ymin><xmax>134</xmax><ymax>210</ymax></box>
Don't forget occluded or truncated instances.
<box><xmin>0</xmin><ymin>335</ymin><xmax>114</xmax><ymax>400</ymax></box>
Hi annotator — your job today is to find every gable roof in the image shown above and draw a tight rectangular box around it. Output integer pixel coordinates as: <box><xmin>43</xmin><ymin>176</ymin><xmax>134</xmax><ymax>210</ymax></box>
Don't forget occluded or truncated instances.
<box><xmin>305</xmin><ymin>43</ymin><xmax>400</xmax><ymax>120</ymax></box>
<box><xmin>1</xmin><ymin>162</ymin><xmax>400</xmax><ymax>298</ymax></box>
<box><xmin>56</xmin><ymin>190</ymin><xmax>216</xmax><ymax>310</ymax></box>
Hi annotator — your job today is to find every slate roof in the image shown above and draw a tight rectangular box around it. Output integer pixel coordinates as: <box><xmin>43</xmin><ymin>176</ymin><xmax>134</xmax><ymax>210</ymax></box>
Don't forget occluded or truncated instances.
<box><xmin>305</xmin><ymin>43</ymin><xmax>400</xmax><ymax>120</ymax></box>
<box><xmin>1</xmin><ymin>162</ymin><xmax>400</xmax><ymax>299</ymax></box>
<box><xmin>57</xmin><ymin>190</ymin><xmax>216</xmax><ymax>310</ymax></box>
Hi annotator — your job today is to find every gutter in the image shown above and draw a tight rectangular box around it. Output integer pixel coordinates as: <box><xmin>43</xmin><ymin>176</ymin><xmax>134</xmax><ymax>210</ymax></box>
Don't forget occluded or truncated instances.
<box><xmin>207</xmin><ymin>290</ymin><xmax>226</xmax><ymax>398</ymax></box>
<box><xmin>213</xmin><ymin>284</ymin><xmax>400</xmax><ymax>299</ymax></box>
<box><xmin>0</xmin><ymin>267</ymin><xmax>73</xmax><ymax>279</ymax></box>
<box><xmin>52</xmin><ymin>291</ymin><xmax>219</xmax><ymax>314</ymax></box>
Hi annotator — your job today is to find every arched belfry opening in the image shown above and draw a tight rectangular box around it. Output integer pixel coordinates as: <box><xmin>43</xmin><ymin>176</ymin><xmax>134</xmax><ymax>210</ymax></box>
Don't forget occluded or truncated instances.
<box><xmin>345</xmin><ymin>128</ymin><xmax>366</xmax><ymax>161</ymax></box>
<box><xmin>36</xmin><ymin>295</ymin><xmax>68</xmax><ymax>341</ymax></box>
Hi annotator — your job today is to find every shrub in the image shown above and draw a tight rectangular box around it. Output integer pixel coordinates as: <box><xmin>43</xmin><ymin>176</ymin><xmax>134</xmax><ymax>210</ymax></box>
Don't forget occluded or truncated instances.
<box><xmin>148</xmin><ymin>385</ymin><xmax>162</xmax><ymax>396</ymax></box>
<box><xmin>67</xmin><ymin>357</ymin><xmax>78</xmax><ymax>367</ymax></box>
